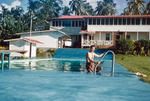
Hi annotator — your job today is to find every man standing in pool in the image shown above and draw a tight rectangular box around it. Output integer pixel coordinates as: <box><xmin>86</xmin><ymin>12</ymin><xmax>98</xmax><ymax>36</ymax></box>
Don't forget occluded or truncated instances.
<box><xmin>86</xmin><ymin>45</ymin><xmax>104</xmax><ymax>73</ymax></box>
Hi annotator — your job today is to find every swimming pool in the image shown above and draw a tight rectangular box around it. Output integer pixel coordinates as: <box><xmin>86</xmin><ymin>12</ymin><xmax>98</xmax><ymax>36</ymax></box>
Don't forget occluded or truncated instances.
<box><xmin>0</xmin><ymin>48</ymin><xmax>150</xmax><ymax>101</ymax></box>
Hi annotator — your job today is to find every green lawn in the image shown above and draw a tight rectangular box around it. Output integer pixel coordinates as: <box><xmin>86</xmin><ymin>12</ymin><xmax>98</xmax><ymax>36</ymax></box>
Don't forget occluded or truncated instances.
<box><xmin>116</xmin><ymin>54</ymin><xmax>150</xmax><ymax>83</ymax></box>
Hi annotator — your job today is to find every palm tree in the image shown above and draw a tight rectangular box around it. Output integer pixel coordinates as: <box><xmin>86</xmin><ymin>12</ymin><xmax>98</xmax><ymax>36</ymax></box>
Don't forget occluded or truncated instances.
<box><xmin>62</xmin><ymin>6</ymin><xmax>71</xmax><ymax>15</ymax></box>
<box><xmin>0</xmin><ymin>6</ymin><xmax>24</xmax><ymax>41</ymax></box>
<box><xmin>39</xmin><ymin>0</ymin><xmax>62</xmax><ymax>19</ymax></box>
<box><xmin>27</xmin><ymin>0</ymin><xmax>42</xmax><ymax>31</ymax></box>
<box><xmin>11</xmin><ymin>7</ymin><xmax>25</xmax><ymax>33</ymax></box>
<box><xmin>95</xmin><ymin>1</ymin><xmax>104</xmax><ymax>15</ymax></box>
<box><xmin>0</xmin><ymin>6</ymin><xmax>14</xmax><ymax>34</ymax></box>
<box><xmin>95</xmin><ymin>0</ymin><xmax>116</xmax><ymax>15</ymax></box>
<box><xmin>124</xmin><ymin>0</ymin><xmax>146</xmax><ymax>15</ymax></box>
<box><xmin>69</xmin><ymin>0</ymin><xmax>82</xmax><ymax>15</ymax></box>
<box><xmin>69</xmin><ymin>0</ymin><xmax>94</xmax><ymax>15</ymax></box>
<box><xmin>144</xmin><ymin>1</ymin><xmax>150</xmax><ymax>14</ymax></box>
<box><xmin>28</xmin><ymin>0</ymin><xmax>41</xmax><ymax>15</ymax></box>
<box><xmin>82</xmin><ymin>2</ymin><xmax>94</xmax><ymax>15</ymax></box>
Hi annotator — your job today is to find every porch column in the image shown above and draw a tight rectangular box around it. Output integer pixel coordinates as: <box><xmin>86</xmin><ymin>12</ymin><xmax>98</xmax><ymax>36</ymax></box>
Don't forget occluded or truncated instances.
<box><xmin>100</xmin><ymin>32</ymin><xmax>102</xmax><ymax>45</ymax></box>
<box><xmin>87</xmin><ymin>35</ymin><xmax>90</xmax><ymax>46</ymax></box>
<box><xmin>137</xmin><ymin>32</ymin><xmax>139</xmax><ymax>40</ymax></box>
<box><xmin>149</xmin><ymin>32</ymin><xmax>150</xmax><ymax>40</ymax></box>
<box><xmin>100</xmin><ymin>32</ymin><xmax>102</xmax><ymax>40</ymax></box>
<box><xmin>112</xmin><ymin>32</ymin><xmax>115</xmax><ymax>45</ymax></box>
<box><xmin>81</xmin><ymin>34</ymin><xmax>83</xmax><ymax>48</ymax></box>
<box><xmin>87</xmin><ymin>34</ymin><xmax>89</xmax><ymax>40</ymax></box>
<box><xmin>125</xmin><ymin>32</ymin><xmax>127</xmax><ymax>40</ymax></box>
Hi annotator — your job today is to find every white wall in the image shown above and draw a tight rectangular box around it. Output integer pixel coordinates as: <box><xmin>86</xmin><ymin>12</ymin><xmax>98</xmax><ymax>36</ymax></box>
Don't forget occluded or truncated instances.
<box><xmin>10</xmin><ymin>40</ymin><xmax>25</xmax><ymax>51</ymax></box>
<box><xmin>24</xmin><ymin>43</ymin><xmax>36</xmax><ymax>58</ymax></box>
<box><xmin>21</xmin><ymin>32</ymin><xmax>63</xmax><ymax>48</ymax></box>
<box><xmin>88</xmin><ymin>25</ymin><xmax>150</xmax><ymax>32</ymax></box>
<box><xmin>10</xmin><ymin>40</ymin><xmax>36</xmax><ymax>58</ymax></box>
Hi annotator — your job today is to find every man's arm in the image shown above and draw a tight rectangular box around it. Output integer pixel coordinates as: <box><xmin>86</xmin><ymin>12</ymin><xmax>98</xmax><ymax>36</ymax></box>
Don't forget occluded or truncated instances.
<box><xmin>94</xmin><ymin>53</ymin><xmax>104</xmax><ymax>58</ymax></box>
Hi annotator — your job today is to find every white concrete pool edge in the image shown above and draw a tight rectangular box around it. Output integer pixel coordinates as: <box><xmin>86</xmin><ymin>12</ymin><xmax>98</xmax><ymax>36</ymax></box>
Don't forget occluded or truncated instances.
<box><xmin>0</xmin><ymin>58</ymin><xmax>52</xmax><ymax>63</ymax></box>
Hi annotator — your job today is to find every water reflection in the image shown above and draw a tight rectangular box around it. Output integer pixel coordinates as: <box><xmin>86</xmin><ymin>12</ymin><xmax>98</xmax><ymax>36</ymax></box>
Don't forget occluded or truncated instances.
<box><xmin>11</xmin><ymin>60</ymin><xmax>86</xmax><ymax>72</ymax></box>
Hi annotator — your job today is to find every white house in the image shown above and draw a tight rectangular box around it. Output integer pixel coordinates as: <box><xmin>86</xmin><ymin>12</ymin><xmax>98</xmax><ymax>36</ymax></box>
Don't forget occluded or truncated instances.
<box><xmin>51</xmin><ymin>15</ymin><xmax>150</xmax><ymax>48</ymax></box>
<box><xmin>5</xmin><ymin>38</ymin><xmax>43</xmax><ymax>58</ymax></box>
<box><xmin>5</xmin><ymin>30</ymin><xmax>69</xmax><ymax>58</ymax></box>
<box><xmin>6</xmin><ymin>15</ymin><xmax>150</xmax><ymax>58</ymax></box>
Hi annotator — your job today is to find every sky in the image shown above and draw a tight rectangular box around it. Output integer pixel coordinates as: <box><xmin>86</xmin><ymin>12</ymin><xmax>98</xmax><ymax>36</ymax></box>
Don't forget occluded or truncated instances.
<box><xmin>0</xmin><ymin>0</ymin><xmax>150</xmax><ymax>14</ymax></box>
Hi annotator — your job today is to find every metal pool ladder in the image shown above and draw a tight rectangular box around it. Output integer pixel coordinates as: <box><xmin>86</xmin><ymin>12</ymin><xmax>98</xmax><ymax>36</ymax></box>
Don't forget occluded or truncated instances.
<box><xmin>97</xmin><ymin>50</ymin><xmax>115</xmax><ymax>76</ymax></box>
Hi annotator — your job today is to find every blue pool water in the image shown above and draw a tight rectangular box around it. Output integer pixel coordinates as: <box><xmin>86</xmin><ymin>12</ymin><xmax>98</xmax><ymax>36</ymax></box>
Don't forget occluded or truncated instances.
<box><xmin>0</xmin><ymin>48</ymin><xmax>150</xmax><ymax>101</ymax></box>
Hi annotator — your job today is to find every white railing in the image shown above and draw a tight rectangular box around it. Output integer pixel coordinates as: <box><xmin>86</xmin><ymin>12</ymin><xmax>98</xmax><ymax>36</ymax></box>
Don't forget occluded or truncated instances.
<box><xmin>82</xmin><ymin>40</ymin><xmax>113</xmax><ymax>46</ymax></box>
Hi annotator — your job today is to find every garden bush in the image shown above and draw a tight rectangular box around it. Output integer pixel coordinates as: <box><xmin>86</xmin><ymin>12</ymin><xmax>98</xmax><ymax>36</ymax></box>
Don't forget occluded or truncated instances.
<box><xmin>116</xmin><ymin>39</ymin><xmax>150</xmax><ymax>56</ymax></box>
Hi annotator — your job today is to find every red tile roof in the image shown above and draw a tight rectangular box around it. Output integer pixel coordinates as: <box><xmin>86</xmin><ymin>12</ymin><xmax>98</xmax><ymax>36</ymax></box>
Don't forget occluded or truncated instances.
<box><xmin>57</xmin><ymin>15</ymin><xmax>150</xmax><ymax>19</ymax></box>
<box><xmin>23</xmin><ymin>38</ymin><xmax>43</xmax><ymax>44</ymax></box>
<box><xmin>4</xmin><ymin>38</ymin><xmax>43</xmax><ymax>45</ymax></box>
<box><xmin>58</xmin><ymin>15</ymin><xmax>85</xmax><ymax>19</ymax></box>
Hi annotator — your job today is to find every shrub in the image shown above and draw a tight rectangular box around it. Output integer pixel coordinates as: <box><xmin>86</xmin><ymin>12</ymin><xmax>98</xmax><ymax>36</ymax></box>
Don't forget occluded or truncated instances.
<box><xmin>47</xmin><ymin>49</ymin><xmax>56</xmax><ymax>57</ymax></box>
<box><xmin>116</xmin><ymin>39</ymin><xmax>150</xmax><ymax>56</ymax></box>
<box><xmin>36</xmin><ymin>48</ymin><xmax>47</xmax><ymax>58</ymax></box>
<box><xmin>134</xmin><ymin>40</ymin><xmax>150</xmax><ymax>56</ymax></box>
<box><xmin>116</xmin><ymin>39</ymin><xmax>134</xmax><ymax>54</ymax></box>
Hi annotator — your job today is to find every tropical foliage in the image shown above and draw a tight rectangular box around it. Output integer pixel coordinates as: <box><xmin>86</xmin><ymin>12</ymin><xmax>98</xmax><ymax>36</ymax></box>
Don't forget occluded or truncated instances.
<box><xmin>62</xmin><ymin>6</ymin><xmax>71</xmax><ymax>15</ymax></box>
<box><xmin>145</xmin><ymin>1</ymin><xmax>150</xmax><ymax>14</ymax></box>
<box><xmin>124</xmin><ymin>0</ymin><xmax>146</xmax><ymax>15</ymax></box>
<box><xmin>0</xmin><ymin>0</ymin><xmax>63</xmax><ymax>41</ymax></box>
<box><xmin>116</xmin><ymin>39</ymin><xmax>150</xmax><ymax>56</ymax></box>
<box><xmin>95</xmin><ymin>0</ymin><xmax>116</xmax><ymax>15</ymax></box>
<box><xmin>0</xmin><ymin>0</ymin><xmax>149</xmax><ymax>42</ymax></box>
<box><xmin>0</xmin><ymin>6</ymin><xmax>24</xmax><ymax>40</ymax></box>
<box><xmin>69</xmin><ymin>0</ymin><xmax>94</xmax><ymax>15</ymax></box>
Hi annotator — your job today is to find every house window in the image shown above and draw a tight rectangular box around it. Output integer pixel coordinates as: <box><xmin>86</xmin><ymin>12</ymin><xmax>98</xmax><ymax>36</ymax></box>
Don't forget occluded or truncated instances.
<box><xmin>131</xmin><ymin>18</ymin><xmax>135</xmax><ymax>25</ymax></box>
<box><xmin>118</xmin><ymin>18</ymin><xmax>122</xmax><ymax>25</ymax></box>
<box><xmin>135</xmin><ymin>18</ymin><xmax>140</xmax><ymax>25</ymax></box>
<box><xmin>147</xmin><ymin>18</ymin><xmax>150</xmax><ymax>25</ymax></box>
<box><xmin>89</xmin><ymin>35</ymin><xmax>94</xmax><ymax>40</ymax></box>
<box><xmin>62</xmin><ymin>20</ymin><xmax>71</xmax><ymax>27</ymax></box>
<box><xmin>52</xmin><ymin>20</ymin><xmax>55</xmax><ymax>26</ymax></box>
<box><xmin>83</xmin><ymin>34</ymin><xmax>87</xmax><ymax>40</ymax></box>
<box><xmin>110</xmin><ymin>18</ymin><xmax>113</xmax><ymax>25</ymax></box>
<box><xmin>89</xmin><ymin>18</ymin><xmax>92</xmax><ymax>25</ymax></box>
<box><xmin>105</xmin><ymin>18</ymin><xmax>109</xmax><ymax>25</ymax></box>
<box><xmin>75</xmin><ymin>21</ymin><xmax>78</xmax><ymax>27</ymax></box>
<box><xmin>142</xmin><ymin>18</ymin><xmax>146</xmax><ymax>25</ymax></box>
<box><xmin>114</xmin><ymin>18</ymin><xmax>117</xmax><ymax>25</ymax></box>
<box><xmin>97</xmin><ymin>19</ymin><xmax>100</xmax><ymax>25</ymax></box>
<box><xmin>101</xmin><ymin>18</ymin><xmax>105</xmax><ymax>25</ymax></box>
<box><xmin>106</xmin><ymin>33</ymin><xmax>111</xmax><ymax>40</ymax></box>
<box><xmin>79</xmin><ymin>20</ymin><xmax>82</xmax><ymax>26</ymax></box>
<box><xmin>123</xmin><ymin>18</ymin><xmax>126</xmax><ymax>25</ymax></box>
<box><xmin>72</xmin><ymin>20</ymin><xmax>75</xmax><ymax>27</ymax></box>
<box><xmin>127</xmin><ymin>18</ymin><xmax>131</xmax><ymax>25</ymax></box>
<box><xmin>55</xmin><ymin>21</ymin><xmax>58</xmax><ymax>26</ymax></box>
<box><xmin>58</xmin><ymin>20</ymin><xmax>62</xmax><ymax>26</ymax></box>
<box><xmin>93</xmin><ymin>19</ymin><xmax>96</xmax><ymax>25</ymax></box>
<box><xmin>127</xmin><ymin>35</ymin><xmax>130</xmax><ymax>39</ymax></box>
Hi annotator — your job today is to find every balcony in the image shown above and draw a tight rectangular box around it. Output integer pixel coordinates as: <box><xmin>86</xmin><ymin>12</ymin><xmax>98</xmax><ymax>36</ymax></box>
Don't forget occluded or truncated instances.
<box><xmin>82</xmin><ymin>40</ymin><xmax>113</xmax><ymax>47</ymax></box>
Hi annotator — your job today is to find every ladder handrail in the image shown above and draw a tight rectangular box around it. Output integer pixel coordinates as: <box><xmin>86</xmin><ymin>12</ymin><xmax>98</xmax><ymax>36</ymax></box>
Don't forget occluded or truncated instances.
<box><xmin>95</xmin><ymin>50</ymin><xmax>115</xmax><ymax>76</ymax></box>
